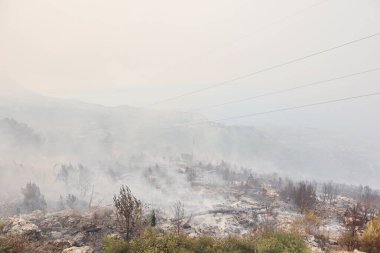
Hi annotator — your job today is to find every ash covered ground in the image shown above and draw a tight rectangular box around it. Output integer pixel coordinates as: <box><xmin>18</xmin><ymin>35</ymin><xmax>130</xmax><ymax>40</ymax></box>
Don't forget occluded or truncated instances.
<box><xmin>1</xmin><ymin>160</ymin><xmax>377</xmax><ymax>253</ymax></box>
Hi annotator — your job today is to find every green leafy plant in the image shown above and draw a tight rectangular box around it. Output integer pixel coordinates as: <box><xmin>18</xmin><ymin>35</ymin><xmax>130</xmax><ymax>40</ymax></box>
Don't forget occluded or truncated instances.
<box><xmin>103</xmin><ymin>236</ymin><xmax>128</xmax><ymax>253</ymax></box>
<box><xmin>255</xmin><ymin>231</ymin><xmax>310</xmax><ymax>253</ymax></box>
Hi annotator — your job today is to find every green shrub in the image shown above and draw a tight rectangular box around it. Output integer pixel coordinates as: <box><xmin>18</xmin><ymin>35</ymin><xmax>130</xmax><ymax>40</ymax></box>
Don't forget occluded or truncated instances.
<box><xmin>129</xmin><ymin>229</ymin><xmax>180</xmax><ymax>253</ymax></box>
<box><xmin>255</xmin><ymin>231</ymin><xmax>310</xmax><ymax>253</ymax></box>
<box><xmin>104</xmin><ymin>228</ymin><xmax>310</xmax><ymax>253</ymax></box>
<box><xmin>127</xmin><ymin>230</ymin><xmax>257</xmax><ymax>253</ymax></box>
<box><xmin>216</xmin><ymin>236</ymin><xmax>256</xmax><ymax>253</ymax></box>
<box><xmin>180</xmin><ymin>235</ymin><xmax>216</xmax><ymax>253</ymax></box>
<box><xmin>104</xmin><ymin>236</ymin><xmax>129</xmax><ymax>253</ymax></box>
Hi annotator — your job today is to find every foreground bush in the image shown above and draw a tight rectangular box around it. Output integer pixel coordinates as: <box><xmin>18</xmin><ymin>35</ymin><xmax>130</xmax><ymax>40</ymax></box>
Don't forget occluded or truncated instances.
<box><xmin>0</xmin><ymin>236</ymin><xmax>26</xmax><ymax>253</ymax></box>
<box><xmin>360</xmin><ymin>216</ymin><xmax>380</xmax><ymax>253</ymax></box>
<box><xmin>104</xmin><ymin>236</ymin><xmax>128</xmax><ymax>253</ymax></box>
<box><xmin>22</xmin><ymin>182</ymin><xmax>47</xmax><ymax>212</ymax></box>
<box><xmin>338</xmin><ymin>216</ymin><xmax>380</xmax><ymax>252</ymax></box>
<box><xmin>129</xmin><ymin>233</ymin><xmax>255</xmax><ymax>253</ymax></box>
<box><xmin>291</xmin><ymin>211</ymin><xmax>321</xmax><ymax>236</ymax></box>
<box><xmin>104</xmin><ymin>229</ymin><xmax>309</xmax><ymax>253</ymax></box>
<box><xmin>338</xmin><ymin>231</ymin><xmax>360</xmax><ymax>251</ymax></box>
<box><xmin>255</xmin><ymin>231</ymin><xmax>310</xmax><ymax>253</ymax></box>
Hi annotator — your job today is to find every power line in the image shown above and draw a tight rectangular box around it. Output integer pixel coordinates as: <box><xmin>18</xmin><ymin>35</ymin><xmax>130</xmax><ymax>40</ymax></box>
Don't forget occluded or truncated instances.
<box><xmin>212</xmin><ymin>92</ymin><xmax>380</xmax><ymax>123</ymax></box>
<box><xmin>139</xmin><ymin>92</ymin><xmax>380</xmax><ymax>134</ymax></box>
<box><xmin>141</xmin><ymin>0</ymin><xmax>329</xmax><ymax>102</ymax></box>
<box><xmin>190</xmin><ymin>66</ymin><xmax>380</xmax><ymax>112</ymax></box>
<box><xmin>148</xmin><ymin>32</ymin><xmax>380</xmax><ymax>107</ymax></box>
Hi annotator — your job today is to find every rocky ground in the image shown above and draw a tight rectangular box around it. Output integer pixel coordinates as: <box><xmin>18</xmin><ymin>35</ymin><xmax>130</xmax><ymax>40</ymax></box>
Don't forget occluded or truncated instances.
<box><xmin>0</xmin><ymin>208</ymin><xmax>115</xmax><ymax>252</ymax></box>
<box><xmin>0</xmin><ymin>180</ymin><xmax>360</xmax><ymax>253</ymax></box>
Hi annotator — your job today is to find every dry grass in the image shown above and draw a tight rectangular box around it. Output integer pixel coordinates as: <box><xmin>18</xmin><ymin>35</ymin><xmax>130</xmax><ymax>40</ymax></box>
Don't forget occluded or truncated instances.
<box><xmin>0</xmin><ymin>235</ymin><xmax>27</xmax><ymax>253</ymax></box>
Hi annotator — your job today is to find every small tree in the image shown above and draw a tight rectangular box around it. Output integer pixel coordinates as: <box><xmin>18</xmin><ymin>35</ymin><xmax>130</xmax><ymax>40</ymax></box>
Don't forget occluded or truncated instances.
<box><xmin>358</xmin><ymin>186</ymin><xmax>379</xmax><ymax>223</ymax></box>
<box><xmin>343</xmin><ymin>203</ymin><xmax>367</xmax><ymax>236</ymax></box>
<box><xmin>294</xmin><ymin>182</ymin><xmax>317</xmax><ymax>213</ymax></box>
<box><xmin>322</xmin><ymin>182</ymin><xmax>337</xmax><ymax>204</ymax></box>
<box><xmin>66</xmin><ymin>194</ymin><xmax>78</xmax><ymax>209</ymax></box>
<box><xmin>21</xmin><ymin>182</ymin><xmax>47</xmax><ymax>212</ymax></box>
<box><xmin>150</xmin><ymin>210</ymin><xmax>156</xmax><ymax>227</ymax></box>
<box><xmin>58</xmin><ymin>195</ymin><xmax>65</xmax><ymax>210</ymax></box>
<box><xmin>172</xmin><ymin>200</ymin><xmax>185</xmax><ymax>235</ymax></box>
<box><xmin>280</xmin><ymin>180</ymin><xmax>295</xmax><ymax>202</ymax></box>
<box><xmin>113</xmin><ymin>185</ymin><xmax>142</xmax><ymax>240</ymax></box>
<box><xmin>339</xmin><ymin>203</ymin><xmax>367</xmax><ymax>251</ymax></box>
<box><xmin>185</xmin><ymin>167</ymin><xmax>197</xmax><ymax>184</ymax></box>
<box><xmin>281</xmin><ymin>181</ymin><xmax>317</xmax><ymax>213</ymax></box>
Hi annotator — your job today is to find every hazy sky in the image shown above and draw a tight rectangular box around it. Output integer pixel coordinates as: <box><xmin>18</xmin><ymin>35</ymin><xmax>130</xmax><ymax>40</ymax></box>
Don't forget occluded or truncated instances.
<box><xmin>1</xmin><ymin>0</ymin><xmax>380</xmax><ymax>137</ymax></box>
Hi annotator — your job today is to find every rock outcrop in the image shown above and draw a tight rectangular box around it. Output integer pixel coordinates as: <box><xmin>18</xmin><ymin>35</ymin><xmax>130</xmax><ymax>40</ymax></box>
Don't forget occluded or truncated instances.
<box><xmin>3</xmin><ymin>217</ymin><xmax>41</xmax><ymax>239</ymax></box>
<box><xmin>61</xmin><ymin>246</ymin><xmax>94</xmax><ymax>253</ymax></box>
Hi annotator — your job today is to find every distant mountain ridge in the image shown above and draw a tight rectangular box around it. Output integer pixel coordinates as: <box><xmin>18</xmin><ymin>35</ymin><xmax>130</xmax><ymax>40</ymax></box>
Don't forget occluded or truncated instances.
<box><xmin>0</xmin><ymin>91</ymin><xmax>379</xmax><ymax>187</ymax></box>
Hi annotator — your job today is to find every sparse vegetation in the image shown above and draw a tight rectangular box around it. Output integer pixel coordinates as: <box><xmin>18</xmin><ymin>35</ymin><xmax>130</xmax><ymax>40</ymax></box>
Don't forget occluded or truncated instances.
<box><xmin>342</xmin><ymin>203</ymin><xmax>367</xmax><ymax>236</ymax></box>
<box><xmin>294</xmin><ymin>182</ymin><xmax>317</xmax><ymax>213</ymax></box>
<box><xmin>0</xmin><ymin>235</ymin><xmax>27</xmax><ymax>253</ymax></box>
<box><xmin>148</xmin><ymin>210</ymin><xmax>156</xmax><ymax>227</ymax></box>
<box><xmin>281</xmin><ymin>181</ymin><xmax>317</xmax><ymax>213</ymax></box>
<box><xmin>255</xmin><ymin>231</ymin><xmax>310</xmax><ymax>253</ymax></box>
<box><xmin>21</xmin><ymin>182</ymin><xmax>47</xmax><ymax>212</ymax></box>
<box><xmin>360</xmin><ymin>216</ymin><xmax>380</xmax><ymax>253</ymax></box>
<box><xmin>338</xmin><ymin>230</ymin><xmax>360</xmax><ymax>251</ymax></box>
<box><xmin>358</xmin><ymin>185</ymin><xmax>379</xmax><ymax>223</ymax></box>
<box><xmin>0</xmin><ymin>164</ymin><xmax>377</xmax><ymax>253</ymax></box>
<box><xmin>103</xmin><ymin>236</ymin><xmax>128</xmax><ymax>253</ymax></box>
<box><xmin>56</xmin><ymin>164</ymin><xmax>92</xmax><ymax>199</ymax></box>
<box><xmin>0</xmin><ymin>220</ymin><xmax>5</xmax><ymax>233</ymax></box>
<box><xmin>339</xmin><ymin>199</ymin><xmax>380</xmax><ymax>252</ymax></box>
<box><xmin>104</xmin><ymin>229</ymin><xmax>309</xmax><ymax>253</ymax></box>
<box><xmin>321</xmin><ymin>182</ymin><xmax>338</xmax><ymax>204</ymax></box>
<box><xmin>302</xmin><ymin>211</ymin><xmax>321</xmax><ymax>235</ymax></box>
<box><xmin>172</xmin><ymin>200</ymin><xmax>185</xmax><ymax>235</ymax></box>
<box><xmin>66</xmin><ymin>194</ymin><xmax>78</xmax><ymax>209</ymax></box>
<box><xmin>291</xmin><ymin>210</ymin><xmax>321</xmax><ymax>236</ymax></box>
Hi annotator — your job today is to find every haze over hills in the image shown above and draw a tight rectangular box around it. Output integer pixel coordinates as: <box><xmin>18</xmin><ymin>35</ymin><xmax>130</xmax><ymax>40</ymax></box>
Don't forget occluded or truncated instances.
<box><xmin>0</xmin><ymin>90</ymin><xmax>379</xmax><ymax>199</ymax></box>
<box><xmin>1</xmin><ymin>1</ymin><xmax>380</xmax><ymax>251</ymax></box>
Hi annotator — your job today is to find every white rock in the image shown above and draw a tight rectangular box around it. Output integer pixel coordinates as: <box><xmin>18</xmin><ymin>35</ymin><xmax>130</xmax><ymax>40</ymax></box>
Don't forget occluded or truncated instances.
<box><xmin>61</xmin><ymin>246</ymin><xmax>94</xmax><ymax>253</ymax></box>
<box><xmin>5</xmin><ymin>218</ymin><xmax>41</xmax><ymax>239</ymax></box>
<box><xmin>51</xmin><ymin>231</ymin><xmax>63</xmax><ymax>239</ymax></box>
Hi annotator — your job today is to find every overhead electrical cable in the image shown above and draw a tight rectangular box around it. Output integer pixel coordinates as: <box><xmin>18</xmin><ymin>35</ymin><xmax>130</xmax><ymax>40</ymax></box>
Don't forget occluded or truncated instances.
<box><xmin>136</xmin><ymin>92</ymin><xmax>380</xmax><ymax>135</ymax></box>
<box><xmin>144</xmin><ymin>0</ymin><xmax>330</xmax><ymax>104</ymax></box>
<box><xmin>189</xmin><ymin>66</ymin><xmax>380</xmax><ymax>112</ymax></box>
<box><xmin>211</xmin><ymin>92</ymin><xmax>380</xmax><ymax>123</ymax></box>
<box><xmin>148</xmin><ymin>32</ymin><xmax>380</xmax><ymax>107</ymax></box>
